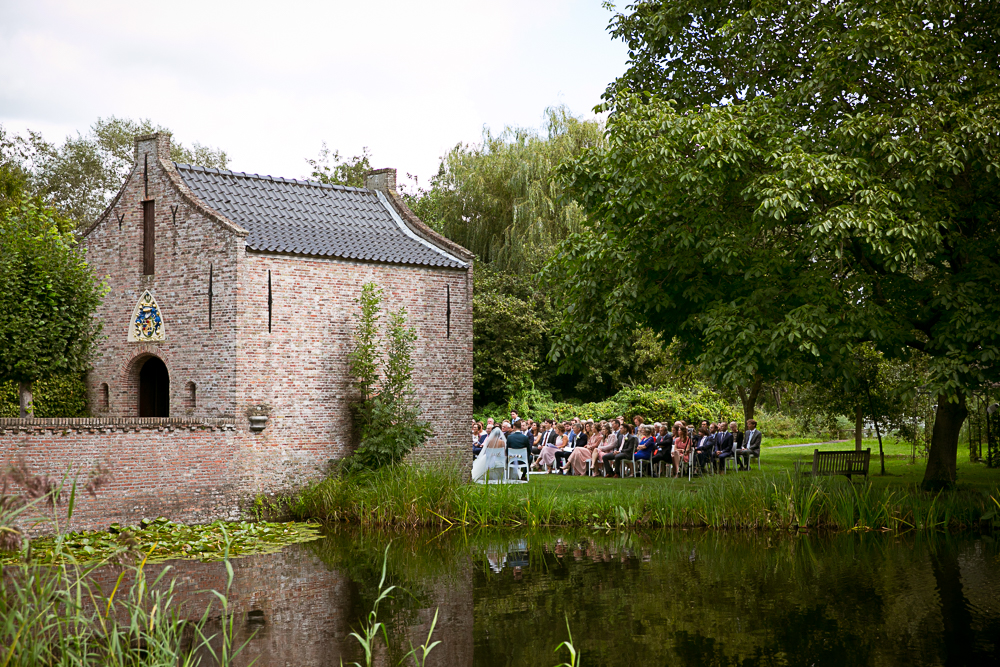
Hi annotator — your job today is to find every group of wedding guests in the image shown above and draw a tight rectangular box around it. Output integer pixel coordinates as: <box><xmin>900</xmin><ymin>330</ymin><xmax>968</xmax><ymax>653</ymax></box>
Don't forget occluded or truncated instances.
<box><xmin>472</xmin><ymin>412</ymin><xmax>763</xmax><ymax>478</ymax></box>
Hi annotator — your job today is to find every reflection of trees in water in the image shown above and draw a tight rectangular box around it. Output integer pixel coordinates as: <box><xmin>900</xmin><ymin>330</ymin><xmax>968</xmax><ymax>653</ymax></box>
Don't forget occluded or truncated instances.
<box><xmin>467</xmin><ymin>530</ymin><xmax>1000</xmax><ymax>667</ymax></box>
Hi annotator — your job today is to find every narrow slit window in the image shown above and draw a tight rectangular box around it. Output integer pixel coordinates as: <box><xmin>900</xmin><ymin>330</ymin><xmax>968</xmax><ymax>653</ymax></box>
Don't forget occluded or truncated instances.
<box><xmin>208</xmin><ymin>264</ymin><xmax>214</xmax><ymax>329</ymax></box>
<box><xmin>99</xmin><ymin>383</ymin><xmax>110</xmax><ymax>411</ymax></box>
<box><xmin>186</xmin><ymin>381</ymin><xmax>197</xmax><ymax>410</ymax></box>
<box><xmin>446</xmin><ymin>284</ymin><xmax>451</xmax><ymax>339</ymax></box>
<box><xmin>267</xmin><ymin>270</ymin><xmax>272</xmax><ymax>333</ymax></box>
<box><xmin>142</xmin><ymin>200</ymin><xmax>155</xmax><ymax>274</ymax></box>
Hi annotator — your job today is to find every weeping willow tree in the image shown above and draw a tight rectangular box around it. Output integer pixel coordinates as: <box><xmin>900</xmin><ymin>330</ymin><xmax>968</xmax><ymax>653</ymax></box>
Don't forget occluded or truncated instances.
<box><xmin>413</xmin><ymin>106</ymin><xmax>604</xmax><ymax>271</ymax></box>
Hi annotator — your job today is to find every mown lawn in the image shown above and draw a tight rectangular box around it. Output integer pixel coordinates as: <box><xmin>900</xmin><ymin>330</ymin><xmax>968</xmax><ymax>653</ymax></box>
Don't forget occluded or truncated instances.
<box><xmin>526</xmin><ymin>437</ymin><xmax>998</xmax><ymax>495</ymax></box>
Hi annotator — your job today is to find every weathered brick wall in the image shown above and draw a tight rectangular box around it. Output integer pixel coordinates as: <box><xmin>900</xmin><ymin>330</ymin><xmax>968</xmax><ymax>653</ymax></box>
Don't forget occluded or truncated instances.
<box><xmin>82</xmin><ymin>134</ymin><xmax>245</xmax><ymax>422</ymax></box>
<box><xmin>239</xmin><ymin>253</ymin><xmax>473</xmax><ymax>475</ymax></box>
<box><xmin>0</xmin><ymin>418</ymin><xmax>243</xmax><ymax>531</ymax></box>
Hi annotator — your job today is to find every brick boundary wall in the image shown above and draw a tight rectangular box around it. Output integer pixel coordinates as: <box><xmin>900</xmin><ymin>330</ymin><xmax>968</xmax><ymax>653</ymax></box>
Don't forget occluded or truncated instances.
<box><xmin>1</xmin><ymin>416</ymin><xmax>472</xmax><ymax>533</ymax></box>
<box><xmin>0</xmin><ymin>417</ymin><xmax>250</xmax><ymax>532</ymax></box>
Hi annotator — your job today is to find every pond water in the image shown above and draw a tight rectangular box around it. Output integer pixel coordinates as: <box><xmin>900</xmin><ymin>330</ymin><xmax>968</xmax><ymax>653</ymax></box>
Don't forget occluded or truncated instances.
<box><xmin>111</xmin><ymin>529</ymin><xmax>1000</xmax><ymax>666</ymax></box>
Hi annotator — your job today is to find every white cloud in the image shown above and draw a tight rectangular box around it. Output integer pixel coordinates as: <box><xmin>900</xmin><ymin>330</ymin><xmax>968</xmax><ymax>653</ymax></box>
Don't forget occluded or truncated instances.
<box><xmin>0</xmin><ymin>0</ymin><xmax>627</xmax><ymax>183</ymax></box>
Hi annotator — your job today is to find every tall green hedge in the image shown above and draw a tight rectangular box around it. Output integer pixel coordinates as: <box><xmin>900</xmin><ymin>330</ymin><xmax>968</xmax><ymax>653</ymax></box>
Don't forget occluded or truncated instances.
<box><xmin>0</xmin><ymin>374</ymin><xmax>88</xmax><ymax>418</ymax></box>
<box><xmin>476</xmin><ymin>384</ymin><xmax>738</xmax><ymax>426</ymax></box>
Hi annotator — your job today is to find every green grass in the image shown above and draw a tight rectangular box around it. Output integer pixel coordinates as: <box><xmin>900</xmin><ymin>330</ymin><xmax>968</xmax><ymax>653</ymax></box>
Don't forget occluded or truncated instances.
<box><xmin>290</xmin><ymin>443</ymin><xmax>1000</xmax><ymax>533</ymax></box>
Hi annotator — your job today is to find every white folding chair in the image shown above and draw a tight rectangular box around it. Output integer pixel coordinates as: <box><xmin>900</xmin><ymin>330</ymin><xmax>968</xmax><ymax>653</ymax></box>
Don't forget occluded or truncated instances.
<box><xmin>506</xmin><ymin>448</ymin><xmax>529</xmax><ymax>482</ymax></box>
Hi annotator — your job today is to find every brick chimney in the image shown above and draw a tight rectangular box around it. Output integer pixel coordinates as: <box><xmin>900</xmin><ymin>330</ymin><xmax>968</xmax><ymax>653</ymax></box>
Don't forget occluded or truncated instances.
<box><xmin>365</xmin><ymin>168</ymin><xmax>396</xmax><ymax>193</ymax></box>
<box><xmin>134</xmin><ymin>132</ymin><xmax>172</xmax><ymax>165</ymax></box>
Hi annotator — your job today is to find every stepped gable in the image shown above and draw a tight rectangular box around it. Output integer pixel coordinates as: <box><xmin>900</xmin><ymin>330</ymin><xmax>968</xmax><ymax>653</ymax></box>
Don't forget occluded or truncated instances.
<box><xmin>174</xmin><ymin>163</ymin><xmax>467</xmax><ymax>269</ymax></box>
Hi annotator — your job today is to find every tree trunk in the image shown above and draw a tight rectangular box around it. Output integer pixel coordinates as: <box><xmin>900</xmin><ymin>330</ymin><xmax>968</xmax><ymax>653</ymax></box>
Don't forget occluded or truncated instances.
<box><xmin>18</xmin><ymin>380</ymin><xmax>33</xmax><ymax>418</ymax></box>
<box><xmin>855</xmin><ymin>405</ymin><xmax>863</xmax><ymax>451</ymax></box>
<box><xmin>921</xmin><ymin>394</ymin><xmax>968</xmax><ymax>491</ymax></box>
<box><xmin>738</xmin><ymin>375</ymin><xmax>763</xmax><ymax>423</ymax></box>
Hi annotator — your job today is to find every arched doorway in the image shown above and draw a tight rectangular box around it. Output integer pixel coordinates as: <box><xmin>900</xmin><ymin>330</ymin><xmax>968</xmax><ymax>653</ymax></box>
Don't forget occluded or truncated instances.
<box><xmin>138</xmin><ymin>356</ymin><xmax>170</xmax><ymax>417</ymax></box>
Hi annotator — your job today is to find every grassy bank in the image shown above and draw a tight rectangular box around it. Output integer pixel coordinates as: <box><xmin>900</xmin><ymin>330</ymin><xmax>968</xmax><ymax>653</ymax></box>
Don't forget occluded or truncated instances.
<box><xmin>290</xmin><ymin>439</ymin><xmax>1000</xmax><ymax>532</ymax></box>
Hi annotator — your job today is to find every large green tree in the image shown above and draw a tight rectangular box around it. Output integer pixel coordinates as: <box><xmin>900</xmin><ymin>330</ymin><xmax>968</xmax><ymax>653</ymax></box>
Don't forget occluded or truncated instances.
<box><xmin>549</xmin><ymin>0</ymin><xmax>1000</xmax><ymax>489</ymax></box>
<box><xmin>414</xmin><ymin>106</ymin><xmax>603</xmax><ymax>272</ymax></box>
<box><xmin>0</xmin><ymin>199</ymin><xmax>105</xmax><ymax>416</ymax></box>
<box><xmin>2</xmin><ymin>118</ymin><xmax>228</xmax><ymax>227</ymax></box>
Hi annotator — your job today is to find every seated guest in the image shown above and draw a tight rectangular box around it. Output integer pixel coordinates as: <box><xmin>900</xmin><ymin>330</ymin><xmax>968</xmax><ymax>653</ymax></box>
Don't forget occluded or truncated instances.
<box><xmin>633</xmin><ymin>425</ymin><xmax>655</xmax><ymax>474</ymax></box>
<box><xmin>651</xmin><ymin>423</ymin><xmax>673</xmax><ymax>477</ymax></box>
<box><xmin>672</xmin><ymin>422</ymin><xmax>692</xmax><ymax>478</ymax></box>
<box><xmin>593</xmin><ymin>422</ymin><xmax>618</xmax><ymax>475</ymax></box>
<box><xmin>473</xmin><ymin>421</ymin><xmax>485</xmax><ymax>458</ymax></box>
<box><xmin>736</xmin><ymin>419</ymin><xmax>762</xmax><ymax>469</ymax></box>
<box><xmin>713</xmin><ymin>421</ymin><xmax>734</xmax><ymax>472</ymax></box>
<box><xmin>564</xmin><ymin>422</ymin><xmax>593</xmax><ymax>475</ymax></box>
<box><xmin>572</xmin><ymin>422</ymin><xmax>602</xmax><ymax>476</ymax></box>
<box><xmin>505</xmin><ymin>419</ymin><xmax>532</xmax><ymax>480</ymax></box>
<box><xmin>729</xmin><ymin>421</ymin><xmax>743</xmax><ymax>452</ymax></box>
<box><xmin>604</xmin><ymin>423</ymin><xmax>637</xmax><ymax>478</ymax></box>
<box><xmin>695</xmin><ymin>426</ymin><xmax>714</xmax><ymax>472</ymax></box>
<box><xmin>556</xmin><ymin>423</ymin><xmax>584</xmax><ymax>473</ymax></box>
<box><xmin>533</xmin><ymin>423</ymin><xmax>566</xmax><ymax>473</ymax></box>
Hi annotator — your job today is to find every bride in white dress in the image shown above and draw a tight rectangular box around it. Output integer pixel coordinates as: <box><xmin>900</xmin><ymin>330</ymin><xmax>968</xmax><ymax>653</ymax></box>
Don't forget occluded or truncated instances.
<box><xmin>471</xmin><ymin>427</ymin><xmax>506</xmax><ymax>483</ymax></box>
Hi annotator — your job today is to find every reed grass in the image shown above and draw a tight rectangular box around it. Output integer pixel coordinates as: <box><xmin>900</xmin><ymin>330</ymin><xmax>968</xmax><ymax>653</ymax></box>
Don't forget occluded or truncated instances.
<box><xmin>289</xmin><ymin>463</ymin><xmax>999</xmax><ymax>533</ymax></box>
<box><xmin>0</xmin><ymin>476</ymin><xmax>254</xmax><ymax>666</ymax></box>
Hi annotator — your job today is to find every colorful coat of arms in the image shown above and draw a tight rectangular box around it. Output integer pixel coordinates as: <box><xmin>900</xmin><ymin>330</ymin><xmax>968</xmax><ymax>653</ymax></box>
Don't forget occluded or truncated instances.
<box><xmin>127</xmin><ymin>290</ymin><xmax>166</xmax><ymax>342</ymax></box>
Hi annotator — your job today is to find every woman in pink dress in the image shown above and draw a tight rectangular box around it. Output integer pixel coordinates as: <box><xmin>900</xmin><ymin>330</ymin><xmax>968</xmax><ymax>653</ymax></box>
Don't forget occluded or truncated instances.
<box><xmin>533</xmin><ymin>423</ymin><xmax>565</xmax><ymax>473</ymax></box>
<box><xmin>568</xmin><ymin>421</ymin><xmax>601</xmax><ymax>476</ymax></box>
<box><xmin>592</xmin><ymin>423</ymin><xmax>617</xmax><ymax>475</ymax></box>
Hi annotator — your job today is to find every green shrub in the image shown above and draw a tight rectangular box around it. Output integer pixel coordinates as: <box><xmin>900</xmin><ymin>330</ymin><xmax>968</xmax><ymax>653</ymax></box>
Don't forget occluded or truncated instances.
<box><xmin>345</xmin><ymin>283</ymin><xmax>432</xmax><ymax>472</ymax></box>
<box><xmin>0</xmin><ymin>373</ymin><xmax>88</xmax><ymax>417</ymax></box>
<box><xmin>476</xmin><ymin>384</ymin><xmax>738</xmax><ymax>425</ymax></box>
<box><xmin>753</xmin><ymin>409</ymin><xmax>798</xmax><ymax>439</ymax></box>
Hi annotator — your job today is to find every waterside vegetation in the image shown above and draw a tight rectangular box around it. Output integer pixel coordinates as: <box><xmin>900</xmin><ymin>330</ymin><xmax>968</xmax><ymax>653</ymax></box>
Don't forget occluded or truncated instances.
<box><xmin>291</xmin><ymin>443</ymin><xmax>1000</xmax><ymax>533</ymax></box>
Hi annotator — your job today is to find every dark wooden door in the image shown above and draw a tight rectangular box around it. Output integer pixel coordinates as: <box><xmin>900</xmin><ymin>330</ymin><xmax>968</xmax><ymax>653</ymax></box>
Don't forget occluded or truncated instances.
<box><xmin>138</xmin><ymin>357</ymin><xmax>169</xmax><ymax>417</ymax></box>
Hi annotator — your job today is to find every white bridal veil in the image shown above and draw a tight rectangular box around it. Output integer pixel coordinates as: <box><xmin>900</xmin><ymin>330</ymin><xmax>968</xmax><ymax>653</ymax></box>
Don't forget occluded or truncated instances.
<box><xmin>471</xmin><ymin>427</ymin><xmax>507</xmax><ymax>483</ymax></box>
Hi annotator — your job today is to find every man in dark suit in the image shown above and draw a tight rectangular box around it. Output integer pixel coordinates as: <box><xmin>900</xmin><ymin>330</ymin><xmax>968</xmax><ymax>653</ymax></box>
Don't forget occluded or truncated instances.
<box><xmin>713</xmin><ymin>421</ymin><xmax>734</xmax><ymax>472</ymax></box>
<box><xmin>695</xmin><ymin>425</ymin><xmax>716</xmax><ymax>471</ymax></box>
<box><xmin>736</xmin><ymin>419</ymin><xmax>762</xmax><ymax>469</ymax></box>
<box><xmin>506</xmin><ymin>419</ymin><xmax>532</xmax><ymax>480</ymax></box>
<box><xmin>604</xmin><ymin>423</ymin><xmax>636</xmax><ymax>477</ymax></box>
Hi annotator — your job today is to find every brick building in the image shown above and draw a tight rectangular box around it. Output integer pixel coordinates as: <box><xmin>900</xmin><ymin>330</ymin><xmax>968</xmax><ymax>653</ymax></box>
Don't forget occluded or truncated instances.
<box><xmin>0</xmin><ymin>133</ymin><xmax>473</xmax><ymax>529</ymax></box>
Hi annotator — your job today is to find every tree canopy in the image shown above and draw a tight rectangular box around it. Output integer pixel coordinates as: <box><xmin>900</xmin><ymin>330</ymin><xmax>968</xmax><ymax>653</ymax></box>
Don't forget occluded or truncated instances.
<box><xmin>0</xmin><ymin>199</ymin><xmax>105</xmax><ymax>416</ymax></box>
<box><xmin>412</xmin><ymin>106</ymin><xmax>603</xmax><ymax>272</ymax></box>
<box><xmin>548</xmin><ymin>0</ymin><xmax>1000</xmax><ymax>489</ymax></box>
<box><xmin>1</xmin><ymin>117</ymin><xmax>228</xmax><ymax>227</ymax></box>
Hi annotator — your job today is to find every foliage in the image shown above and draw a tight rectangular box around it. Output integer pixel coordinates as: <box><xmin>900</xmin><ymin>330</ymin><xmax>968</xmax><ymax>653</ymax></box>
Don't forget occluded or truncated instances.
<box><xmin>348</xmin><ymin>282</ymin><xmax>383</xmax><ymax>434</ymax></box>
<box><xmin>1</xmin><ymin>118</ymin><xmax>228</xmax><ymax>227</ymax></box>
<box><xmin>472</xmin><ymin>269</ymin><xmax>547</xmax><ymax>402</ymax></box>
<box><xmin>0</xmin><ymin>199</ymin><xmax>105</xmax><ymax>414</ymax></box>
<box><xmin>551</xmin><ymin>0</ymin><xmax>1000</xmax><ymax>489</ymax></box>
<box><xmin>0</xmin><ymin>517</ymin><xmax>320</xmax><ymax>564</ymax></box>
<box><xmin>414</xmin><ymin>106</ymin><xmax>602</xmax><ymax>272</ymax></box>
<box><xmin>346</xmin><ymin>283</ymin><xmax>433</xmax><ymax>472</ymax></box>
<box><xmin>0</xmin><ymin>373</ymin><xmax>88</xmax><ymax>417</ymax></box>
<box><xmin>305</xmin><ymin>142</ymin><xmax>373</xmax><ymax>188</ymax></box>
<box><xmin>476</xmin><ymin>383</ymin><xmax>737</xmax><ymax>426</ymax></box>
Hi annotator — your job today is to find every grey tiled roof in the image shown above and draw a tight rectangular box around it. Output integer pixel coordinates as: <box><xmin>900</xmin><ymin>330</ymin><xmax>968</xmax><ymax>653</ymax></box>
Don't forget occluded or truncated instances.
<box><xmin>174</xmin><ymin>163</ymin><xmax>466</xmax><ymax>268</ymax></box>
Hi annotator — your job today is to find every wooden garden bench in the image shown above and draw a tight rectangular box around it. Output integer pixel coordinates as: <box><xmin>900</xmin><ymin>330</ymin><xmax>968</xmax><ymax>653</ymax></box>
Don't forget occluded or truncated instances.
<box><xmin>797</xmin><ymin>448</ymin><xmax>871</xmax><ymax>481</ymax></box>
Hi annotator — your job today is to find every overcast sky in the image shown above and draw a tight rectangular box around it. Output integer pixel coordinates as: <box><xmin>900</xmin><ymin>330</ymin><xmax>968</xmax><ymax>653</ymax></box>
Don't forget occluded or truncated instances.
<box><xmin>0</xmin><ymin>0</ymin><xmax>627</xmax><ymax>186</ymax></box>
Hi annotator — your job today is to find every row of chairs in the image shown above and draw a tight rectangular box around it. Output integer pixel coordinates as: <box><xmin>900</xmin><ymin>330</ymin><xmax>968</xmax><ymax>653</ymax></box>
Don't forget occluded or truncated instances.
<box><xmin>503</xmin><ymin>446</ymin><xmax>761</xmax><ymax>482</ymax></box>
<box><xmin>592</xmin><ymin>447</ymin><xmax>762</xmax><ymax>480</ymax></box>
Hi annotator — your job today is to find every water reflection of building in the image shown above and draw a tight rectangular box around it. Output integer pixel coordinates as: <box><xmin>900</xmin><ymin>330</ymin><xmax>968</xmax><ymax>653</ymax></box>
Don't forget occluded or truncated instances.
<box><xmin>87</xmin><ymin>543</ymin><xmax>473</xmax><ymax>667</ymax></box>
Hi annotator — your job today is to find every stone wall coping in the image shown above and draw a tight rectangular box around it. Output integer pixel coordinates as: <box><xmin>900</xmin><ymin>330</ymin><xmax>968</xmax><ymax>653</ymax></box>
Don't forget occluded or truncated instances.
<box><xmin>0</xmin><ymin>417</ymin><xmax>236</xmax><ymax>429</ymax></box>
